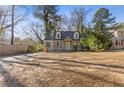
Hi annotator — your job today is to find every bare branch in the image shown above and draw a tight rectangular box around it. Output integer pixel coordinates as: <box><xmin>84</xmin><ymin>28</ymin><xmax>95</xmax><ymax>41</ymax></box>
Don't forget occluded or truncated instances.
<box><xmin>24</xmin><ymin>22</ymin><xmax>44</xmax><ymax>44</ymax></box>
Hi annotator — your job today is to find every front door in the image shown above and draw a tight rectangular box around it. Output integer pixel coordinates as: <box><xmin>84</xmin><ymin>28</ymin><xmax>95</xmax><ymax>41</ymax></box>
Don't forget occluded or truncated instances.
<box><xmin>65</xmin><ymin>41</ymin><xmax>71</xmax><ymax>50</ymax></box>
<box><xmin>64</xmin><ymin>36</ymin><xmax>72</xmax><ymax>51</ymax></box>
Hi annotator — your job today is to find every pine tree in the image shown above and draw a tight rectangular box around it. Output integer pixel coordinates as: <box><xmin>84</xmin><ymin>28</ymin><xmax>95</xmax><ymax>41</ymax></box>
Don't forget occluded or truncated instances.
<box><xmin>33</xmin><ymin>5</ymin><xmax>60</xmax><ymax>36</ymax></box>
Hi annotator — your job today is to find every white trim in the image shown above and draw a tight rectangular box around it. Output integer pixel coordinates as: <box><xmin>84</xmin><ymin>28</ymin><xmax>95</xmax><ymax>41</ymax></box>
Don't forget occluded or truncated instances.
<box><xmin>56</xmin><ymin>32</ymin><xmax>61</xmax><ymax>39</ymax></box>
<box><xmin>74</xmin><ymin>32</ymin><xmax>79</xmax><ymax>39</ymax></box>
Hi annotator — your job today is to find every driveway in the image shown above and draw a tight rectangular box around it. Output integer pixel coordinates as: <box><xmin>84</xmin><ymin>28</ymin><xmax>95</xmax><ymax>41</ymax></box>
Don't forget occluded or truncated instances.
<box><xmin>0</xmin><ymin>51</ymin><xmax>124</xmax><ymax>87</ymax></box>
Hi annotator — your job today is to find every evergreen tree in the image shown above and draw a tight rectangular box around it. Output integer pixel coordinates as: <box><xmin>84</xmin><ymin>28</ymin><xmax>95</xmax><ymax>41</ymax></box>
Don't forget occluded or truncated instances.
<box><xmin>93</xmin><ymin>8</ymin><xmax>118</xmax><ymax>33</ymax></box>
<box><xmin>33</xmin><ymin>5</ymin><xmax>60</xmax><ymax>36</ymax></box>
<box><xmin>82</xmin><ymin>8</ymin><xmax>120</xmax><ymax>51</ymax></box>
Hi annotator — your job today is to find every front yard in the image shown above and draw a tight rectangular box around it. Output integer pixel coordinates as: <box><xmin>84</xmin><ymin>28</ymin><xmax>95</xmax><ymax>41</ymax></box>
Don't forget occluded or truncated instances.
<box><xmin>0</xmin><ymin>51</ymin><xmax>124</xmax><ymax>87</ymax></box>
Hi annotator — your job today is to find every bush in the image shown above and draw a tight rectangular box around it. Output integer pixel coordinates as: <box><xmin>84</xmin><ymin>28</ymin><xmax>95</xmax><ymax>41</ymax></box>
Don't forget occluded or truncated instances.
<box><xmin>27</xmin><ymin>43</ymin><xmax>44</xmax><ymax>53</ymax></box>
<box><xmin>81</xmin><ymin>32</ymin><xmax>112</xmax><ymax>52</ymax></box>
<box><xmin>27</xmin><ymin>45</ymin><xmax>35</xmax><ymax>53</ymax></box>
<box><xmin>35</xmin><ymin>43</ymin><xmax>44</xmax><ymax>52</ymax></box>
<box><xmin>86</xmin><ymin>34</ymin><xmax>98</xmax><ymax>51</ymax></box>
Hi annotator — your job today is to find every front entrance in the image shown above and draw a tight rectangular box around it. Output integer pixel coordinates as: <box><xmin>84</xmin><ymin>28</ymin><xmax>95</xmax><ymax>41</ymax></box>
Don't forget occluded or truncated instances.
<box><xmin>65</xmin><ymin>41</ymin><xmax>71</xmax><ymax>50</ymax></box>
<box><xmin>64</xmin><ymin>36</ymin><xmax>72</xmax><ymax>51</ymax></box>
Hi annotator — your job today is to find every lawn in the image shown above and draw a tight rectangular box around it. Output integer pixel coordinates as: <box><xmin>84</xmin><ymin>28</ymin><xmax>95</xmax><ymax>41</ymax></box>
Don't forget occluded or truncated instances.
<box><xmin>0</xmin><ymin>51</ymin><xmax>124</xmax><ymax>87</ymax></box>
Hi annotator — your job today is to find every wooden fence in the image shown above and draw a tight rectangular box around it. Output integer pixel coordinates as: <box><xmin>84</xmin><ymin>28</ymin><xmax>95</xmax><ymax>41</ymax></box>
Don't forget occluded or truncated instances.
<box><xmin>0</xmin><ymin>45</ymin><xmax>28</xmax><ymax>57</ymax></box>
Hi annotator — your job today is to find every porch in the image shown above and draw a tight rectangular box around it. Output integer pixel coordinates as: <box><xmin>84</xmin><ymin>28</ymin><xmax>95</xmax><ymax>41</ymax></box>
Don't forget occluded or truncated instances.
<box><xmin>44</xmin><ymin>40</ymin><xmax>81</xmax><ymax>52</ymax></box>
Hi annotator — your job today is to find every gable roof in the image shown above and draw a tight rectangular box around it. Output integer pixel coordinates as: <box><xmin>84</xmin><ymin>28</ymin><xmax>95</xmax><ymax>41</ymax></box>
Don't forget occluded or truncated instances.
<box><xmin>45</xmin><ymin>31</ymin><xmax>80</xmax><ymax>41</ymax></box>
<box><xmin>114</xmin><ymin>23</ymin><xmax>124</xmax><ymax>32</ymax></box>
<box><xmin>64</xmin><ymin>36</ymin><xmax>73</xmax><ymax>41</ymax></box>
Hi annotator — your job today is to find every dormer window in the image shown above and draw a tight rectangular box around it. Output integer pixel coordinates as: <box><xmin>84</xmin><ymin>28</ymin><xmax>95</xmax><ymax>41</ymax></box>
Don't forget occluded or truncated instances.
<box><xmin>74</xmin><ymin>32</ymin><xmax>79</xmax><ymax>39</ymax></box>
<box><xmin>56</xmin><ymin>32</ymin><xmax>61</xmax><ymax>39</ymax></box>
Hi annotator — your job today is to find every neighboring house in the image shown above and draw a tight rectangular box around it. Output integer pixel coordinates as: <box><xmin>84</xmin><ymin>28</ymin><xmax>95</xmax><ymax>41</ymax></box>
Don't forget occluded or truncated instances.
<box><xmin>44</xmin><ymin>31</ymin><xmax>82</xmax><ymax>51</ymax></box>
<box><xmin>111</xmin><ymin>29</ymin><xmax>124</xmax><ymax>49</ymax></box>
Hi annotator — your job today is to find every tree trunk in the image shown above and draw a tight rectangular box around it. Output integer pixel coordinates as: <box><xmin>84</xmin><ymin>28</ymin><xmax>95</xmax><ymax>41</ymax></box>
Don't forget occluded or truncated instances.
<box><xmin>11</xmin><ymin>5</ymin><xmax>15</xmax><ymax>45</ymax></box>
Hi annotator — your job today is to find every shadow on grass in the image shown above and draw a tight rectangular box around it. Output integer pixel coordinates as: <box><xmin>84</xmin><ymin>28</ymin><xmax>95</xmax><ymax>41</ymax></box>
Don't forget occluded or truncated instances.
<box><xmin>25</xmin><ymin>55</ymin><xmax>124</xmax><ymax>69</ymax></box>
<box><xmin>12</xmin><ymin>55</ymin><xmax>124</xmax><ymax>78</ymax></box>
<box><xmin>0</xmin><ymin>63</ymin><xmax>25</xmax><ymax>87</ymax></box>
<box><xmin>12</xmin><ymin>55</ymin><xmax>124</xmax><ymax>75</ymax></box>
<box><xmin>0</xmin><ymin>57</ymin><xmax>124</xmax><ymax>86</ymax></box>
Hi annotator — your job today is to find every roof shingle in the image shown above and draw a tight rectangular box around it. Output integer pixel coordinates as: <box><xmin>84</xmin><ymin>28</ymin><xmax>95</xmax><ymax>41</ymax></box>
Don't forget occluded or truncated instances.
<box><xmin>45</xmin><ymin>31</ymin><xmax>80</xmax><ymax>41</ymax></box>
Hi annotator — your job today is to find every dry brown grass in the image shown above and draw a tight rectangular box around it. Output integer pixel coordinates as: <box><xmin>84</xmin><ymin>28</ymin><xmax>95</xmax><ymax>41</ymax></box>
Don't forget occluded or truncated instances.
<box><xmin>0</xmin><ymin>51</ymin><xmax>124</xmax><ymax>87</ymax></box>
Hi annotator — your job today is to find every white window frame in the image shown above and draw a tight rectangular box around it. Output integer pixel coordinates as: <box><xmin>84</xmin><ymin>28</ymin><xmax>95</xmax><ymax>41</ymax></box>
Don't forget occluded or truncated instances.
<box><xmin>74</xmin><ymin>32</ymin><xmax>79</xmax><ymax>39</ymax></box>
<box><xmin>56</xmin><ymin>32</ymin><xmax>61</xmax><ymax>39</ymax></box>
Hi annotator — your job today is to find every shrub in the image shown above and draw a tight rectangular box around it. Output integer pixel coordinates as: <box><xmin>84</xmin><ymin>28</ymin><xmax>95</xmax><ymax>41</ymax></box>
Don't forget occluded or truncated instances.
<box><xmin>81</xmin><ymin>32</ymin><xmax>112</xmax><ymax>52</ymax></box>
<box><xmin>35</xmin><ymin>43</ymin><xmax>44</xmax><ymax>52</ymax></box>
<box><xmin>27</xmin><ymin>43</ymin><xmax>44</xmax><ymax>53</ymax></box>
<box><xmin>86</xmin><ymin>34</ymin><xmax>98</xmax><ymax>51</ymax></box>
<box><xmin>27</xmin><ymin>45</ymin><xmax>35</xmax><ymax>53</ymax></box>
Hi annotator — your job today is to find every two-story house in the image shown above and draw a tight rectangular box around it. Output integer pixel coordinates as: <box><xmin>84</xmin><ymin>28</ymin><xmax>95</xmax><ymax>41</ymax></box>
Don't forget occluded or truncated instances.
<box><xmin>44</xmin><ymin>31</ymin><xmax>82</xmax><ymax>51</ymax></box>
<box><xmin>111</xmin><ymin>29</ymin><xmax>124</xmax><ymax>49</ymax></box>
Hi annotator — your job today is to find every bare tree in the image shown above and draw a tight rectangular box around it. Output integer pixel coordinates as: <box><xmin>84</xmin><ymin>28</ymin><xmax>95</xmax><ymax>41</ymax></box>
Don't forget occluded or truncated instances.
<box><xmin>0</xmin><ymin>5</ymin><xmax>28</xmax><ymax>45</ymax></box>
<box><xmin>70</xmin><ymin>6</ymin><xmax>86</xmax><ymax>32</ymax></box>
<box><xmin>10</xmin><ymin>5</ymin><xmax>28</xmax><ymax>45</ymax></box>
<box><xmin>0</xmin><ymin>6</ymin><xmax>10</xmax><ymax>37</ymax></box>
<box><xmin>62</xmin><ymin>15</ymin><xmax>73</xmax><ymax>31</ymax></box>
<box><xmin>25</xmin><ymin>22</ymin><xmax>44</xmax><ymax>44</ymax></box>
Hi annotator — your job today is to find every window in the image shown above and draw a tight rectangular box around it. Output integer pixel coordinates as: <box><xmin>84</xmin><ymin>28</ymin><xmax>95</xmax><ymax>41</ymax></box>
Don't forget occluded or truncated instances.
<box><xmin>116</xmin><ymin>41</ymin><xmax>118</xmax><ymax>46</ymax></box>
<box><xmin>121</xmin><ymin>32</ymin><xmax>123</xmax><ymax>37</ymax></box>
<box><xmin>74</xmin><ymin>32</ymin><xmax>79</xmax><ymax>39</ymax></box>
<box><xmin>46</xmin><ymin>42</ymin><xmax>50</xmax><ymax>47</ymax></box>
<box><xmin>121</xmin><ymin>40</ymin><xmax>123</xmax><ymax>46</ymax></box>
<box><xmin>56</xmin><ymin>32</ymin><xmax>61</xmax><ymax>39</ymax></box>
<box><xmin>56</xmin><ymin>43</ymin><xmax>62</xmax><ymax>47</ymax></box>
